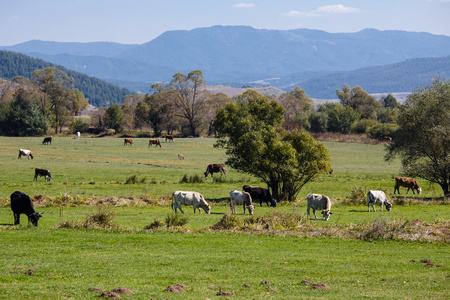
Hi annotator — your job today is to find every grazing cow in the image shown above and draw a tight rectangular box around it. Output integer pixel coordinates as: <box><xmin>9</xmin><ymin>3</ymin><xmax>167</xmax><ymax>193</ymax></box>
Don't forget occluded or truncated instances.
<box><xmin>165</xmin><ymin>135</ymin><xmax>174</xmax><ymax>142</ymax></box>
<box><xmin>124</xmin><ymin>138</ymin><xmax>133</xmax><ymax>146</ymax></box>
<box><xmin>229</xmin><ymin>190</ymin><xmax>254</xmax><ymax>215</ymax></box>
<box><xmin>18</xmin><ymin>149</ymin><xmax>33</xmax><ymax>160</ymax></box>
<box><xmin>76</xmin><ymin>132</ymin><xmax>80</xmax><ymax>139</ymax></box>
<box><xmin>10</xmin><ymin>191</ymin><xmax>42</xmax><ymax>226</ymax></box>
<box><xmin>367</xmin><ymin>190</ymin><xmax>392</xmax><ymax>212</ymax></box>
<box><xmin>42</xmin><ymin>136</ymin><xmax>52</xmax><ymax>145</ymax></box>
<box><xmin>394</xmin><ymin>176</ymin><xmax>422</xmax><ymax>195</ymax></box>
<box><xmin>148</xmin><ymin>139</ymin><xmax>162</xmax><ymax>148</ymax></box>
<box><xmin>306</xmin><ymin>194</ymin><xmax>333</xmax><ymax>221</ymax></box>
<box><xmin>178</xmin><ymin>153</ymin><xmax>184</xmax><ymax>160</ymax></box>
<box><xmin>171</xmin><ymin>191</ymin><xmax>211</xmax><ymax>214</ymax></box>
<box><xmin>384</xmin><ymin>136</ymin><xmax>392</xmax><ymax>141</ymax></box>
<box><xmin>33</xmin><ymin>168</ymin><xmax>52</xmax><ymax>182</ymax></box>
<box><xmin>204</xmin><ymin>163</ymin><xmax>226</xmax><ymax>178</ymax></box>
<box><xmin>242</xmin><ymin>185</ymin><xmax>277</xmax><ymax>207</ymax></box>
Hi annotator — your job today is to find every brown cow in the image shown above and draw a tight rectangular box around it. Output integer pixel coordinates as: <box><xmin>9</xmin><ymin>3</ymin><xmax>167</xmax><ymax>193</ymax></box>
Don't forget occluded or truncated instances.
<box><xmin>124</xmin><ymin>138</ymin><xmax>133</xmax><ymax>146</ymax></box>
<box><xmin>394</xmin><ymin>176</ymin><xmax>422</xmax><ymax>194</ymax></box>
<box><xmin>178</xmin><ymin>153</ymin><xmax>184</xmax><ymax>160</ymax></box>
<box><xmin>165</xmin><ymin>135</ymin><xmax>174</xmax><ymax>142</ymax></box>
<box><xmin>148</xmin><ymin>139</ymin><xmax>162</xmax><ymax>148</ymax></box>
<box><xmin>204</xmin><ymin>163</ymin><xmax>226</xmax><ymax>178</ymax></box>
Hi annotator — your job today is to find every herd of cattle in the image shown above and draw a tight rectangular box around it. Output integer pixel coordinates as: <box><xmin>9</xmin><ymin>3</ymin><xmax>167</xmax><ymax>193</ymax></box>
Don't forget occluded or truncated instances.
<box><xmin>12</xmin><ymin>135</ymin><xmax>423</xmax><ymax>226</ymax></box>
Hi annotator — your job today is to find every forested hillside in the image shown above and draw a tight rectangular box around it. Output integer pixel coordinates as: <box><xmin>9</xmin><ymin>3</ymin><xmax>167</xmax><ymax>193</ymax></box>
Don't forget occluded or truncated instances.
<box><xmin>0</xmin><ymin>51</ymin><xmax>131</xmax><ymax>107</ymax></box>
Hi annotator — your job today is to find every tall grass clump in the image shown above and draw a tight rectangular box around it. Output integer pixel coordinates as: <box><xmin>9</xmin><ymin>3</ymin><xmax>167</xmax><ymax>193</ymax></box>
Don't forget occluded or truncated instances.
<box><xmin>125</xmin><ymin>174</ymin><xmax>147</xmax><ymax>184</ymax></box>
<box><xmin>212</xmin><ymin>213</ymin><xmax>242</xmax><ymax>229</ymax></box>
<box><xmin>55</xmin><ymin>209</ymin><xmax>118</xmax><ymax>229</ymax></box>
<box><xmin>165</xmin><ymin>213</ymin><xmax>189</xmax><ymax>227</ymax></box>
<box><xmin>341</xmin><ymin>186</ymin><xmax>366</xmax><ymax>205</ymax></box>
<box><xmin>179</xmin><ymin>174</ymin><xmax>204</xmax><ymax>183</ymax></box>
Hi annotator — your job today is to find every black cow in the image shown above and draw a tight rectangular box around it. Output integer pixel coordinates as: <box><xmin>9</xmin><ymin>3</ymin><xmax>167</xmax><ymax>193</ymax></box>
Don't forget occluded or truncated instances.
<box><xmin>10</xmin><ymin>191</ymin><xmax>42</xmax><ymax>226</ymax></box>
<box><xmin>42</xmin><ymin>136</ymin><xmax>52</xmax><ymax>145</ymax></box>
<box><xmin>243</xmin><ymin>185</ymin><xmax>277</xmax><ymax>207</ymax></box>
<box><xmin>33</xmin><ymin>168</ymin><xmax>52</xmax><ymax>182</ymax></box>
<box><xmin>204</xmin><ymin>163</ymin><xmax>226</xmax><ymax>178</ymax></box>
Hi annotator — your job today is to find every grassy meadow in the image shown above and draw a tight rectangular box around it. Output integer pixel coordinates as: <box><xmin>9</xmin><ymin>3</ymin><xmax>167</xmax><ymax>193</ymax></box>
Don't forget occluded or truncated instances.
<box><xmin>0</xmin><ymin>136</ymin><xmax>448</xmax><ymax>299</ymax></box>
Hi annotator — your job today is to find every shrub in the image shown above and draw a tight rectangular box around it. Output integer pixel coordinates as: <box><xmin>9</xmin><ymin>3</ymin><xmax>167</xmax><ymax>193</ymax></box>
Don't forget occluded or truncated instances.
<box><xmin>165</xmin><ymin>213</ymin><xmax>189</xmax><ymax>227</ymax></box>
<box><xmin>180</xmin><ymin>174</ymin><xmax>204</xmax><ymax>183</ymax></box>
<box><xmin>366</xmin><ymin>123</ymin><xmax>398</xmax><ymax>140</ymax></box>
<box><xmin>212</xmin><ymin>214</ymin><xmax>242</xmax><ymax>229</ymax></box>
<box><xmin>84</xmin><ymin>209</ymin><xmax>117</xmax><ymax>228</ymax></box>
<box><xmin>351</xmin><ymin>119</ymin><xmax>378</xmax><ymax>134</ymax></box>
<box><xmin>125</xmin><ymin>174</ymin><xmax>147</xmax><ymax>184</ymax></box>
<box><xmin>71</xmin><ymin>119</ymin><xmax>89</xmax><ymax>134</ymax></box>
<box><xmin>144</xmin><ymin>219</ymin><xmax>165</xmax><ymax>230</ymax></box>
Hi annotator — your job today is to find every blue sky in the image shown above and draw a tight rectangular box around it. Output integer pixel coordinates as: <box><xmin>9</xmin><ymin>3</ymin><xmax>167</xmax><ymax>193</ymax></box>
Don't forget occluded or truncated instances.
<box><xmin>1</xmin><ymin>0</ymin><xmax>449</xmax><ymax>46</ymax></box>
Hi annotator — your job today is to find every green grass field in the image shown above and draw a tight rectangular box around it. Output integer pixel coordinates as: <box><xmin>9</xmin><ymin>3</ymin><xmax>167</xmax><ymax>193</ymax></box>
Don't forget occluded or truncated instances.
<box><xmin>0</xmin><ymin>136</ymin><xmax>448</xmax><ymax>299</ymax></box>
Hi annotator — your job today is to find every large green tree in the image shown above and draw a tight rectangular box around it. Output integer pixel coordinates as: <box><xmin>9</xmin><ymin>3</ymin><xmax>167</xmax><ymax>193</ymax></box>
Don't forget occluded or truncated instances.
<box><xmin>169</xmin><ymin>70</ymin><xmax>209</xmax><ymax>137</ymax></box>
<box><xmin>214</xmin><ymin>90</ymin><xmax>331</xmax><ymax>201</ymax></box>
<box><xmin>31</xmin><ymin>67</ymin><xmax>74</xmax><ymax>133</ymax></box>
<box><xmin>386</xmin><ymin>78</ymin><xmax>450</xmax><ymax>196</ymax></box>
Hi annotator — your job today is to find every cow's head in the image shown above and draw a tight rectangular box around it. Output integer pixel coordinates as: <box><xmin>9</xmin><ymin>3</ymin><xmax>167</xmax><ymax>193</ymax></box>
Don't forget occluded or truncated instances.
<box><xmin>204</xmin><ymin>171</ymin><xmax>209</xmax><ymax>178</ymax></box>
<box><xmin>247</xmin><ymin>205</ymin><xmax>255</xmax><ymax>215</ymax></box>
<box><xmin>321</xmin><ymin>210</ymin><xmax>332</xmax><ymax>221</ymax></box>
<box><xmin>29</xmin><ymin>153</ymin><xmax>34</xmax><ymax>159</ymax></box>
<box><xmin>45</xmin><ymin>174</ymin><xmax>52</xmax><ymax>181</ymax></box>
<box><xmin>29</xmin><ymin>212</ymin><xmax>42</xmax><ymax>226</ymax></box>
<box><xmin>270</xmin><ymin>199</ymin><xmax>277</xmax><ymax>207</ymax></box>
<box><xmin>385</xmin><ymin>202</ymin><xmax>392</xmax><ymax>211</ymax></box>
<box><xmin>417</xmin><ymin>187</ymin><xmax>422</xmax><ymax>195</ymax></box>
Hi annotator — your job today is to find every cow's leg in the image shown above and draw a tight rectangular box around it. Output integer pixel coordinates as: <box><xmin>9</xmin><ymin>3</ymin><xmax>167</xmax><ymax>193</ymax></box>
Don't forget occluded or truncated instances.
<box><xmin>380</xmin><ymin>203</ymin><xmax>383</xmax><ymax>212</ymax></box>
<box><xmin>307</xmin><ymin>206</ymin><xmax>310</xmax><ymax>218</ymax></box>
<box><xmin>243</xmin><ymin>203</ymin><xmax>246</xmax><ymax>214</ymax></box>
<box><xmin>372</xmin><ymin>203</ymin><xmax>376</xmax><ymax>212</ymax></box>
<box><xmin>33</xmin><ymin>175</ymin><xmax>37</xmax><ymax>181</ymax></box>
<box><xmin>14</xmin><ymin>213</ymin><xmax>20</xmax><ymax>225</ymax></box>
<box><xmin>177</xmin><ymin>204</ymin><xmax>184</xmax><ymax>214</ymax></box>
<box><xmin>312</xmin><ymin>208</ymin><xmax>318</xmax><ymax>219</ymax></box>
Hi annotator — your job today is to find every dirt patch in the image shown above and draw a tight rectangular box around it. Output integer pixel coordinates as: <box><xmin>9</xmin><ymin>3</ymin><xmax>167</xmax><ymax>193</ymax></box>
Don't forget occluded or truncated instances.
<box><xmin>216</xmin><ymin>290</ymin><xmax>235</xmax><ymax>296</ymax></box>
<box><xmin>310</xmin><ymin>283</ymin><xmax>331</xmax><ymax>290</ymax></box>
<box><xmin>99</xmin><ymin>291</ymin><xmax>121</xmax><ymax>299</ymax></box>
<box><xmin>166</xmin><ymin>284</ymin><xmax>188</xmax><ymax>293</ymax></box>
<box><xmin>242</xmin><ymin>284</ymin><xmax>251</xmax><ymax>288</ymax></box>
<box><xmin>425</xmin><ymin>263</ymin><xmax>435</xmax><ymax>268</ymax></box>
<box><xmin>110</xmin><ymin>287</ymin><xmax>133</xmax><ymax>294</ymax></box>
<box><xmin>24</xmin><ymin>269</ymin><xmax>34</xmax><ymax>275</ymax></box>
<box><xmin>89</xmin><ymin>287</ymin><xmax>105</xmax><ymax>292</ymax></box>
<box><xmin>260</xmin><ymin>281</ymin><xmax>270</xmax><ymax>285</ymax></box>
<box><xmin>301</xmin><ymin>280</ymin><xmax>314</xmax><ymax>284</ymax></box>
<box><xmin>421</xmin><ymin>259</ymin><xmax>432</xmax><ymax>264</ymax></box>
<box><xmin>268</xmin><ymin>287</ymin><xmax>279</xmax><ymax>292</ymax></box>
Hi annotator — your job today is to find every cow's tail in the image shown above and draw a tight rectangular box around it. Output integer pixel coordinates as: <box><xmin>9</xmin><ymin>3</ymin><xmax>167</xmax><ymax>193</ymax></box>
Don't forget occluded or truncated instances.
<box><xmin>367</xmin><ymin>191</ymin><xmax>373</xmax><ymax>203</ymax></box>
<box><xmin>171</xmin><ymin>193</ymin><xmax>174</xmax><ymax>211</ymax></box>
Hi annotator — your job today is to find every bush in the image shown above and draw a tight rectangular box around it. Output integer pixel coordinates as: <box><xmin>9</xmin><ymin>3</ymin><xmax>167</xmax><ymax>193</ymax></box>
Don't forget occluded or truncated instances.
<box><xmin>351</xmin><ymin>119</ymin><xmax>378</xmax><ymax>134</ymax></box>
<box><xmin>366</xmin><ymin>123</ymin><xmax>398</xmax><ymax>140</ymax></box>
<box><xmin>165</xmin><ymin>213</ymin><xmax>189</xmax><ymax>227</ymax></box>
<box><xmin>71</xmin><ymin>119</ymin><xmax>89</xmax><ymax>134</ymax></box>
<box><xmin>125</xmin><ymin>174</ymin><xmax>147</xmax><ymax>184</ymax></box>
<box><xmin>180</xmin><ymin>174</ymin><xmax>204</xmax><ymax>183</ymax></box>
<box><xmin>144</xmin><ymin>219</ymin><xmax>165</xmax><ymax>230</ymax></box>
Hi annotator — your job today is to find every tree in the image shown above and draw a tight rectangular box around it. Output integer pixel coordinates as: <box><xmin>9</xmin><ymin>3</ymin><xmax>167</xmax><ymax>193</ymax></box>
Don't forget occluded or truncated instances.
<box><xmin>106</xmin><ymin>104</ymin><xmax>123</xmax><ymax>133</ymax></box>
<box><xmin>169</xmin><ymin>70</ymin><xmax>209</xmax><ymax>137</ymax></box>
<box><xmin>0</xmin><ymin>88</ymin><xmax>47</xmax><ymax>136</ymax></box>
<box><xmin>386</xmin><ymin>78</ymin><xmax>450</xmax><ymax>196</ymax></box>
<box><xmin>337</xmin><ymin>85</ymin><xmax>379</xmax><ymax>119</ymax></box>
<box><xmin>380</xmin><ymin>93</ymin><xmax>399</xmax><ymax>109</ymax></box>
<box><xmin>326</xmin><ymin>104</ymin><xmax>360</xmax><ymax>133</ymax></box>
<box><xmin>31</xmin><ymin>67</ymin><xmax>74</xmax><ymax>133</ymax></box>
<box><xmin>214</xmin><ymin>90</ymin><xmax>331</xmax><ymax>201</ymax></box>
<box><xmin>279</xmin><ymin>86</ymin><xmax>313</xmax><ymax>122</ymax></box>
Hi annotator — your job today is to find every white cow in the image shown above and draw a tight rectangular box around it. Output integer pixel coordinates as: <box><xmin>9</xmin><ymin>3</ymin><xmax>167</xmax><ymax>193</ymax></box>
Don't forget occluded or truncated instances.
<box><xmin>171</xmin><ymin>191</ymin><xmax>211</xmax><ymax>214</ymax></box>
<box><xmin>367</xmin><ymin>190</ymin><xmax>392</xmax><ymax>212</ymax></box>
<box><xmin>306</xmin><ymin>194</ymin><xmax>333</xmax><ymax>221</ymax></box>
<box><xmin>229</xmin><ymin>190</ymin><xmax>254</xmax><ymax>215</ymax></box>
<box><xmin>18</xmin><ymin>149</ymin><xmax>34</xmax><ymax>160</ymax></box>
<box><xmin>76</xmin><ymin>132</ymin><xmax>80</xmax><ymax>139</ymax></box>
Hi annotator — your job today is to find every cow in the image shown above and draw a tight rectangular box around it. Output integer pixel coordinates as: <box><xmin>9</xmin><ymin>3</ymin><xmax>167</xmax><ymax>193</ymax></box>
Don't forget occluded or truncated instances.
<box><xmin>306</xmin><ymin>194</ymin><xmax>333</xmax><ymax>221</ymax></box>
<box><xmin>33</xmin><ymin>168</ymin><xmax>52</xmax><ymax>182</ymax></box>
<box><xmin>178</xmin><ymin>153</ymin><xmax>184</xmax><ymax>160</ymax></box>
<box><xmin>229</xmin><ymin>190</ymin><xmax>254</xmax><ymax>215</ymax></box>
<box><xmin>171</xmin><ymin>191</ymin><xmax>211</xmax><ymax>214</ymax></box>
<box><xmin>367</xmin><ymin>190</ymin><xmax>392</xmax><ymax>212</ymax></box>
<box><xmin>76</xmin><ymin>132</ymin><xmax>80</xmax><ymax>139</ymax></box>
<box><xmin>124</xmin><ymin>138</ymin><xmax>133</xmax><ymax>146</ymax></box>
<box><xmin>18</xmin><ymin>149</ymin><xmax>33</xmax><ymax>160</ymax></box>
<box><xmin>204</xmin><ymin>163</ymin><xmax>226</xmax><ymax>178</ymax></box>
<box><xmin>165</xmin><ymin>135</ymin><xmax>174</xmax><ymax>142</ymax></box>
<box><xmin>42</xmin><ymin>136</ymin><xmax>52</xmax><ymax>145</ymax></box>
<box><xmin>394</xmin><ymin>176</ymin><xmax>422</xmax><ymax>195</ymax></box>
<box><xmin>148</xmin><ymin>139</ymin><xmax>162</xmax><ymax>148</ymax></box>
<box><xmin>242</xmin><ymin>185</ymin><xmax>277</xmax><ymax>207</ymax></box>
<box><xmin>10</xmin><ymin>191</ymin><xmax>42</xmax><ymax>226</ymax></box>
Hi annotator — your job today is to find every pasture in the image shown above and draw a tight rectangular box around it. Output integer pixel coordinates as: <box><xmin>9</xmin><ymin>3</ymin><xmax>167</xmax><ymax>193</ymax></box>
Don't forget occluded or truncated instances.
<box><xmin>0</xmin><ymin>136</ymin><xmax>448</xmax><ymax>299</ymax></box>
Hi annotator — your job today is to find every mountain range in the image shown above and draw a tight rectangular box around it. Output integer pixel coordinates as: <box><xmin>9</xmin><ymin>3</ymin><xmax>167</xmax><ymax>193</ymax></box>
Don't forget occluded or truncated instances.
<box><xmin>1</xmin><ymin>25</ymin><xmax>450</xmax><ymax>99</ymax></box>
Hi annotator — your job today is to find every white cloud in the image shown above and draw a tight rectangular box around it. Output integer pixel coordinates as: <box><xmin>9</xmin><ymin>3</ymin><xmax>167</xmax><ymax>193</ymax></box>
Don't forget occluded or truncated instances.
<box><xmin>282</xmin><ymin>4</ymin><xmax>360</xmax><ymax>18</ymax></box>
<box><xmin>232</xmin><ymin>3</ymin><xmax>256</xmax><ymax>8</ymax></box>
<box><xmin>317</xmin><ymin>4</ymin><xmax>360</xmax><ymax>14</ymax></box>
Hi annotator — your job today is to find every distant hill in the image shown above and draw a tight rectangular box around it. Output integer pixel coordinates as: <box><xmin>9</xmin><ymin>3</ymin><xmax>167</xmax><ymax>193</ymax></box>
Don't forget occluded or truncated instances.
<box><xmin>2</xmin><ymin>26</ymin><xmax>450</xmax><ymax>97</ymax></box>
<box><xmin>0</xmin><ymin>51</ymin><xmax>131</xmax><ymax>107</ymax></box>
